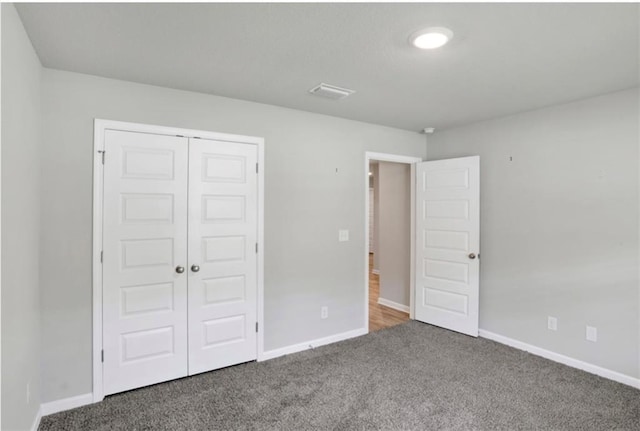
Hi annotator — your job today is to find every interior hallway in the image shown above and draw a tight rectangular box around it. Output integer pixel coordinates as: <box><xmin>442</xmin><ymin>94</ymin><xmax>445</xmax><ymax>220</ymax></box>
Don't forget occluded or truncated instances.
<box><xmin>368</xmin><ymin>253</ymin><xmax>410</xmax><ymax>332</ymax></box>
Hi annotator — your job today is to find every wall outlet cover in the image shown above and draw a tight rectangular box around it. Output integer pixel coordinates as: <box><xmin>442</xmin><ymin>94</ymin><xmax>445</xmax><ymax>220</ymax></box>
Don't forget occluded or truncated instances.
<box><xmin>547</xmin><ymin>316</ymin><xmax>558</xmax><ymax>331</ymax></box>
<box><xmin>586</xmin><ymin>326</ymin><xmax>597</xmax><ymax>342</ymax></box>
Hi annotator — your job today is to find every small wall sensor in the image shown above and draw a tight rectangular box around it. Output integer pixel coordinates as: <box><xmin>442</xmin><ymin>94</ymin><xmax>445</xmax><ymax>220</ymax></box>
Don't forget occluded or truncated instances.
<box><xmin>422</xmin><ymin>127</ymin><xmax>435</xmax><ymax>134</ymax></box>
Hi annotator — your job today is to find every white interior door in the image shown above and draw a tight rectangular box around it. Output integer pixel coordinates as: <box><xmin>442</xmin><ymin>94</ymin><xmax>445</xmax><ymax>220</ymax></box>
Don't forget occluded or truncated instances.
<box><xmin>187</xmin><ymin>138</ymin><xmax>258</xmax><ymax>375</ymax></box>
<box><xmin>103</xmin><ymin>130</ymin><xmax>189</xmax><ymax>395</ymax></box>
<box><xmin>414</xmin><ymin>156</ymin><xmax>480</xmax><ymax>337</ymax></box>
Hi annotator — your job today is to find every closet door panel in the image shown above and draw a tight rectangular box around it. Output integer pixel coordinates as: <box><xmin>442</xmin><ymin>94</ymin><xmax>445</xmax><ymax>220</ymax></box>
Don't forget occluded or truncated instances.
<box><xmin>187</xmin><ymin>138</ymin><xmax>258</xmax><ymax>375</ymax></box>
<box><xmin>102</xmin><ymin>130</ymin><xmax>189</xmax><ymax>395</ymax></box>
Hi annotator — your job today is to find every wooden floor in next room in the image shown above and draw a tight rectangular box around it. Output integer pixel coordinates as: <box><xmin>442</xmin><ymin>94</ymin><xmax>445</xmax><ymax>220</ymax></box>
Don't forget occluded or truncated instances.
<box><xmin>368</xmin><ymin>253</ymin><xmax>409</xmax><ymax>332</ymax></box>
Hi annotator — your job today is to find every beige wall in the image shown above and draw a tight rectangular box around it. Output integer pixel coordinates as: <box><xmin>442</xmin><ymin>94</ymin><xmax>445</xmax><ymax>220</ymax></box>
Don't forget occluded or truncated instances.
<box><xmin>378</xmin><ymin>162</ymin><xmax>411</xmax><ymax>307</ymax></box>
<box><xmin>371</xmin><ymin>163</ymin><xmax>380</xmax><ymax>270</ymax></box>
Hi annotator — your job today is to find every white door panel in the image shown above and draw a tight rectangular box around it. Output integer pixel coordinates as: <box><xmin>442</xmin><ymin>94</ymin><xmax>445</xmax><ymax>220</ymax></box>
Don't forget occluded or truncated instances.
<box><xmin>102</xmin><ymin>128</ymin><xmax>260</xmax><ymax>394</ymax></box>
<box><xmin>103</xmin><ymin>130</ymin><xmax>189</xmax><ymax>395</ymax></box>
<box><xmin>187</xmin><ymin>138</ymin><xmax>258</xmax><ymax>375</ymax></box>
<box><xmin>415</xmin><ymin>156</ymin><xmax>480</xmax><ymax>337</ymax></box>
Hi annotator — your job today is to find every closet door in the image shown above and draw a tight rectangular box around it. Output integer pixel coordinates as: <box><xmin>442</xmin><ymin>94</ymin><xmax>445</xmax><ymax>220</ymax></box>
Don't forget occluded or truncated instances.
<box><xmin>102</xmin><ymin>130</ymin><xmax>189</xmax><ymax>395</ymax></box>
<box><xmin>187</xmin><ymin>138</ymin><xmax>258</xmax><ymax>375</ymax></box>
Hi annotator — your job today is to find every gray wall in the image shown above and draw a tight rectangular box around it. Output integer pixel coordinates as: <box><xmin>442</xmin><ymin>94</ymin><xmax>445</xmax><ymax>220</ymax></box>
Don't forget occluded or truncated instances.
<box><xmin>1</xmin><ymin>4</ymin><xmax>42</xmax><ymax>430</ymax></box>
<box><xmin>39</xmin><ymin>69</ymin><xmax>426</xmax><ymax>402</ymax></box>
<box><xmin>378</xmin><ymin>162</ymin><xmax>411</xmax><ymax>307</ymax></box>
<box><xmin>428</xmin><ymin>88</ymin><xmax>640</xmax><ymax>378</ymax></box>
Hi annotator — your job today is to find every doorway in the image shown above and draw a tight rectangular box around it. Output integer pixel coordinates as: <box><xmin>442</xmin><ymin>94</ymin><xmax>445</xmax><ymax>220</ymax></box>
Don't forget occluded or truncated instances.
<box><xmin>364</xmin><ymin>153</ymin><xmax>481</xmax><ymax>337</ymax></box>
<box><xmin>364</xmin><ymin>152</ymin><xmax>422</xmax><ymax>332</ymax></box>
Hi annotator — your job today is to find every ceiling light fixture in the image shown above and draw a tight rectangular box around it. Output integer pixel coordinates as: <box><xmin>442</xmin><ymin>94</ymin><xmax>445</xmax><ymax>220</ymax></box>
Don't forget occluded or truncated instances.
<box><xmin>410</xmin><ymin>27</ymin><xmax>453</xmax><ymax>50</ymax></box>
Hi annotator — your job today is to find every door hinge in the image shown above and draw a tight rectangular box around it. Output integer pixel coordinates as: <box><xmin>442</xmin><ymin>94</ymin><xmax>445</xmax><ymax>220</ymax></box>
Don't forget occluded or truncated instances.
<box><xmin>98</xmin><ymin>150</ymin><xmax>105</xmax><ymax>164</ymax></box>
<box><xmin>256</xmin><ymin>163</ymin><xmax>259</xmax><ymax>174</ymax></box>
<box><xmin>255</xmin><ymin>322</ymin><xmax>258</xmax><ymax>333</ymax></box>
<box><xmin>100</xmin><ymin>251</ymin><xmax>103</xmax><ymax>263</ymax></box>
<box><xmin>255</xmin><ymin>243</ymin><xmax>258</xmax><ymax>254</ymax></box>
<box><xmin>101</xmin><ymin>350</ymin><xmax>104</xmax><ymax>363</ymax></box>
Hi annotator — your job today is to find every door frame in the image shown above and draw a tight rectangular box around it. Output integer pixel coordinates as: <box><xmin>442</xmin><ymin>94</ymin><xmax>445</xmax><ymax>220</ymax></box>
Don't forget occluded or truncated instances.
<box><xmin>364</xmin><ymin>152</ymin><xmax>422</xmax><ymax>331</ymax></box>
<box><xmin>92</xmin><ymin>119</ymin><xmax>265</xmax><ymax>402</ymax></box>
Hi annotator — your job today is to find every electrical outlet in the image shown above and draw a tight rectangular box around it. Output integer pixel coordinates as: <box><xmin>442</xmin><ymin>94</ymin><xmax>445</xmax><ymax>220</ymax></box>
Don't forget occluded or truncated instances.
<box><xmin>547</xmin><ymin>316</ymin><xmax>557</xmax><ymax>331</ymax></box>
<box><xmin>338</xmin><ymin>229</ymin><xmax>349</xmax><ymax>242</ymax></box>
<box><xmin>321</xmin><ymin>306</ymin><xmax>329</xmax><ymax>319</ymax></box>
<box><xmin>26</xmin><ymin>381</ymin><xmax>30</xmax><ymax>404</ymax></box>
<box><xmin>586</xmin><ymin>326</ymin><xmax>597</xmax><ymax>342</ymax></box>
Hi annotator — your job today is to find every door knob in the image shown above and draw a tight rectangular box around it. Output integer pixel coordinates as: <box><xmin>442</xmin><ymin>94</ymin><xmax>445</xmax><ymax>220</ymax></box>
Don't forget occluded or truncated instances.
<box><xmin>175</xmin><ymin>266</ymin><xmax>185</xmax><ymax>274</ymax></box>
<box><xmin>468</xmin><ymin>253</ymin><xmax>476</xmax><ymax>260</ymax></box>
<box><xmin>191</xmin><ymin>265</ymin><xmax>200</xmax><ymax>273</ymax></box>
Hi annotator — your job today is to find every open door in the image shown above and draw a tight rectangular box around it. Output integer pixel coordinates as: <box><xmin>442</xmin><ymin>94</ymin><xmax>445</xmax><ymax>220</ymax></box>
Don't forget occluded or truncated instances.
<box><xmin>414</xmin><ymin>156</ymin><xmax>479</xmax><ymax>337</ymax></box>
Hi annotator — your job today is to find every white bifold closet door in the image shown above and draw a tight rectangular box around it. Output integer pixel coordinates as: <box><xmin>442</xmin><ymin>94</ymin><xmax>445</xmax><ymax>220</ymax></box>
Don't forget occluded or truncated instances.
<box><xmin>187</xmin><ymin>138</ymin><xmax>258</xmax><ymax>375</ymax></box>
<box><xmin>103</xmin><ymin>130</ymin><xmax>189</xmax><ymax>395</ymax></box>
<box><xmin>102</xmin><ymin>130</ymin><xmax>258</xmax><ymax>396</ymax></box>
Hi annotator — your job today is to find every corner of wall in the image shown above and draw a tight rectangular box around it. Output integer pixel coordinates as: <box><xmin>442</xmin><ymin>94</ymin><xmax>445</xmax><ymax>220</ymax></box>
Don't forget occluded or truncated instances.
<box><xmin>425</xmin><ymin>89</ymin><xmax>640</xmax><ymax>379</ymax></box>
<box><xmin>424</xmin><ymin>133</ymin><xmax>429</xmax><ymax>161</ymax></box>
<box><xmin>2</xmin><ymin>3</ymin><xmax>44</xmax><ymax>430</ymax></box>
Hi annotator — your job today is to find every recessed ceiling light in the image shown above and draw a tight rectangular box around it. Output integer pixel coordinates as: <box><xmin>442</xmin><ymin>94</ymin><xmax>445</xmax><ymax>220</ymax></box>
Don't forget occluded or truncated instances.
<box><xmin>410</xmin><ymin>27</ymin><xmax>453</xmax><ymax>50</ymax></box>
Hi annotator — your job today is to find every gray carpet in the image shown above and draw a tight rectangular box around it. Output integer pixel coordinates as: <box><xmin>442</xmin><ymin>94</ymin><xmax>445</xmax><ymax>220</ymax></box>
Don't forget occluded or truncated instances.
<box><xmin>40</xmin><ymin>321</ymin><xmax>640</xmax><ymax>430</ymax></box>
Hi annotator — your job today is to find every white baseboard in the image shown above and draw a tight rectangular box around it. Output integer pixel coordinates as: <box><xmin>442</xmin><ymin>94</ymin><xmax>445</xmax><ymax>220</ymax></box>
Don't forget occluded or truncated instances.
<box><xmin>40</xmin><ymin>392</ymin><xmax>94</xmax><ymax>416</ymax></box>
<box><xmin>377</xmin><ymin>297</ymin><xmax>410</xmax><ymax>313</ymax></box>
<box><xmin>479</xmin><ymin>329</ymin><xmax>640</xmax><ymax>389</ymax></box>
<box><xmin>260</xmin><ymin>327</ymin><xmax>367</xmax><ymax>361</ymax></box>
<box><xmin>30</xmin><ymin>407</ymin><xmax>42</xmax><ymax>431</ymax></box>
<box><xmin>31</xmin><ymin>329</ymin><xmax>637</xmax><ymax>423</ymax></box>
<box><xmin>39</xmin><ymin>329</ymin><xmax>367</xmax><ymax>417</ymax></box>
<box><xmin>372</xmin><ymin>269</ymin><xmax>380</xmax><ymax>275</ymax></box>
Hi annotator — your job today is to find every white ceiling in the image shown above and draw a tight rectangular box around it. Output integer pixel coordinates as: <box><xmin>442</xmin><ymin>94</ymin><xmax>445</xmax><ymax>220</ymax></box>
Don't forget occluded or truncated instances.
<box><xmin>16</xmin><ymin>3</ymin><xmax>639</xmax><ymax>132</ymax></box>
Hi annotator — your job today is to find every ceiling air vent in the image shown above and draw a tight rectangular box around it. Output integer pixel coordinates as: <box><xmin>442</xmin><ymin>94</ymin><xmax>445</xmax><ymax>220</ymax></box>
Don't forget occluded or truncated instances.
<box><xmin>309</xmin><ymin>83</ymin><xmax>355</xmax><ymax>100</ymax></box>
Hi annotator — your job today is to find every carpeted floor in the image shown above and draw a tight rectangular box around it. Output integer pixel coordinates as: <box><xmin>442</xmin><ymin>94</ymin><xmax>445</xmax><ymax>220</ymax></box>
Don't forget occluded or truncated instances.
<box><xmin>40</xmin><ymin>321</ymin><xmax>640</xmax><ymax>430</ymax></box>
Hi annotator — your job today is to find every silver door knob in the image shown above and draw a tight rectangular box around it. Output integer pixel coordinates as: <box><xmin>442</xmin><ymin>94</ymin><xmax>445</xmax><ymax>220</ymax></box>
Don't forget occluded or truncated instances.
<box><xmin>468</xmin><ymin>253</ymin><xmax>476</xmax><ymax>260</ymax></box>
<box><xmin>191</xmin><ymin>265</ymin><xmax>200</xmax><ymax>273</ymax></box>
<box><xmin>175</xmin><ymin>266</ymin><xmax>185</xmax><ymax>274</ymax></box>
